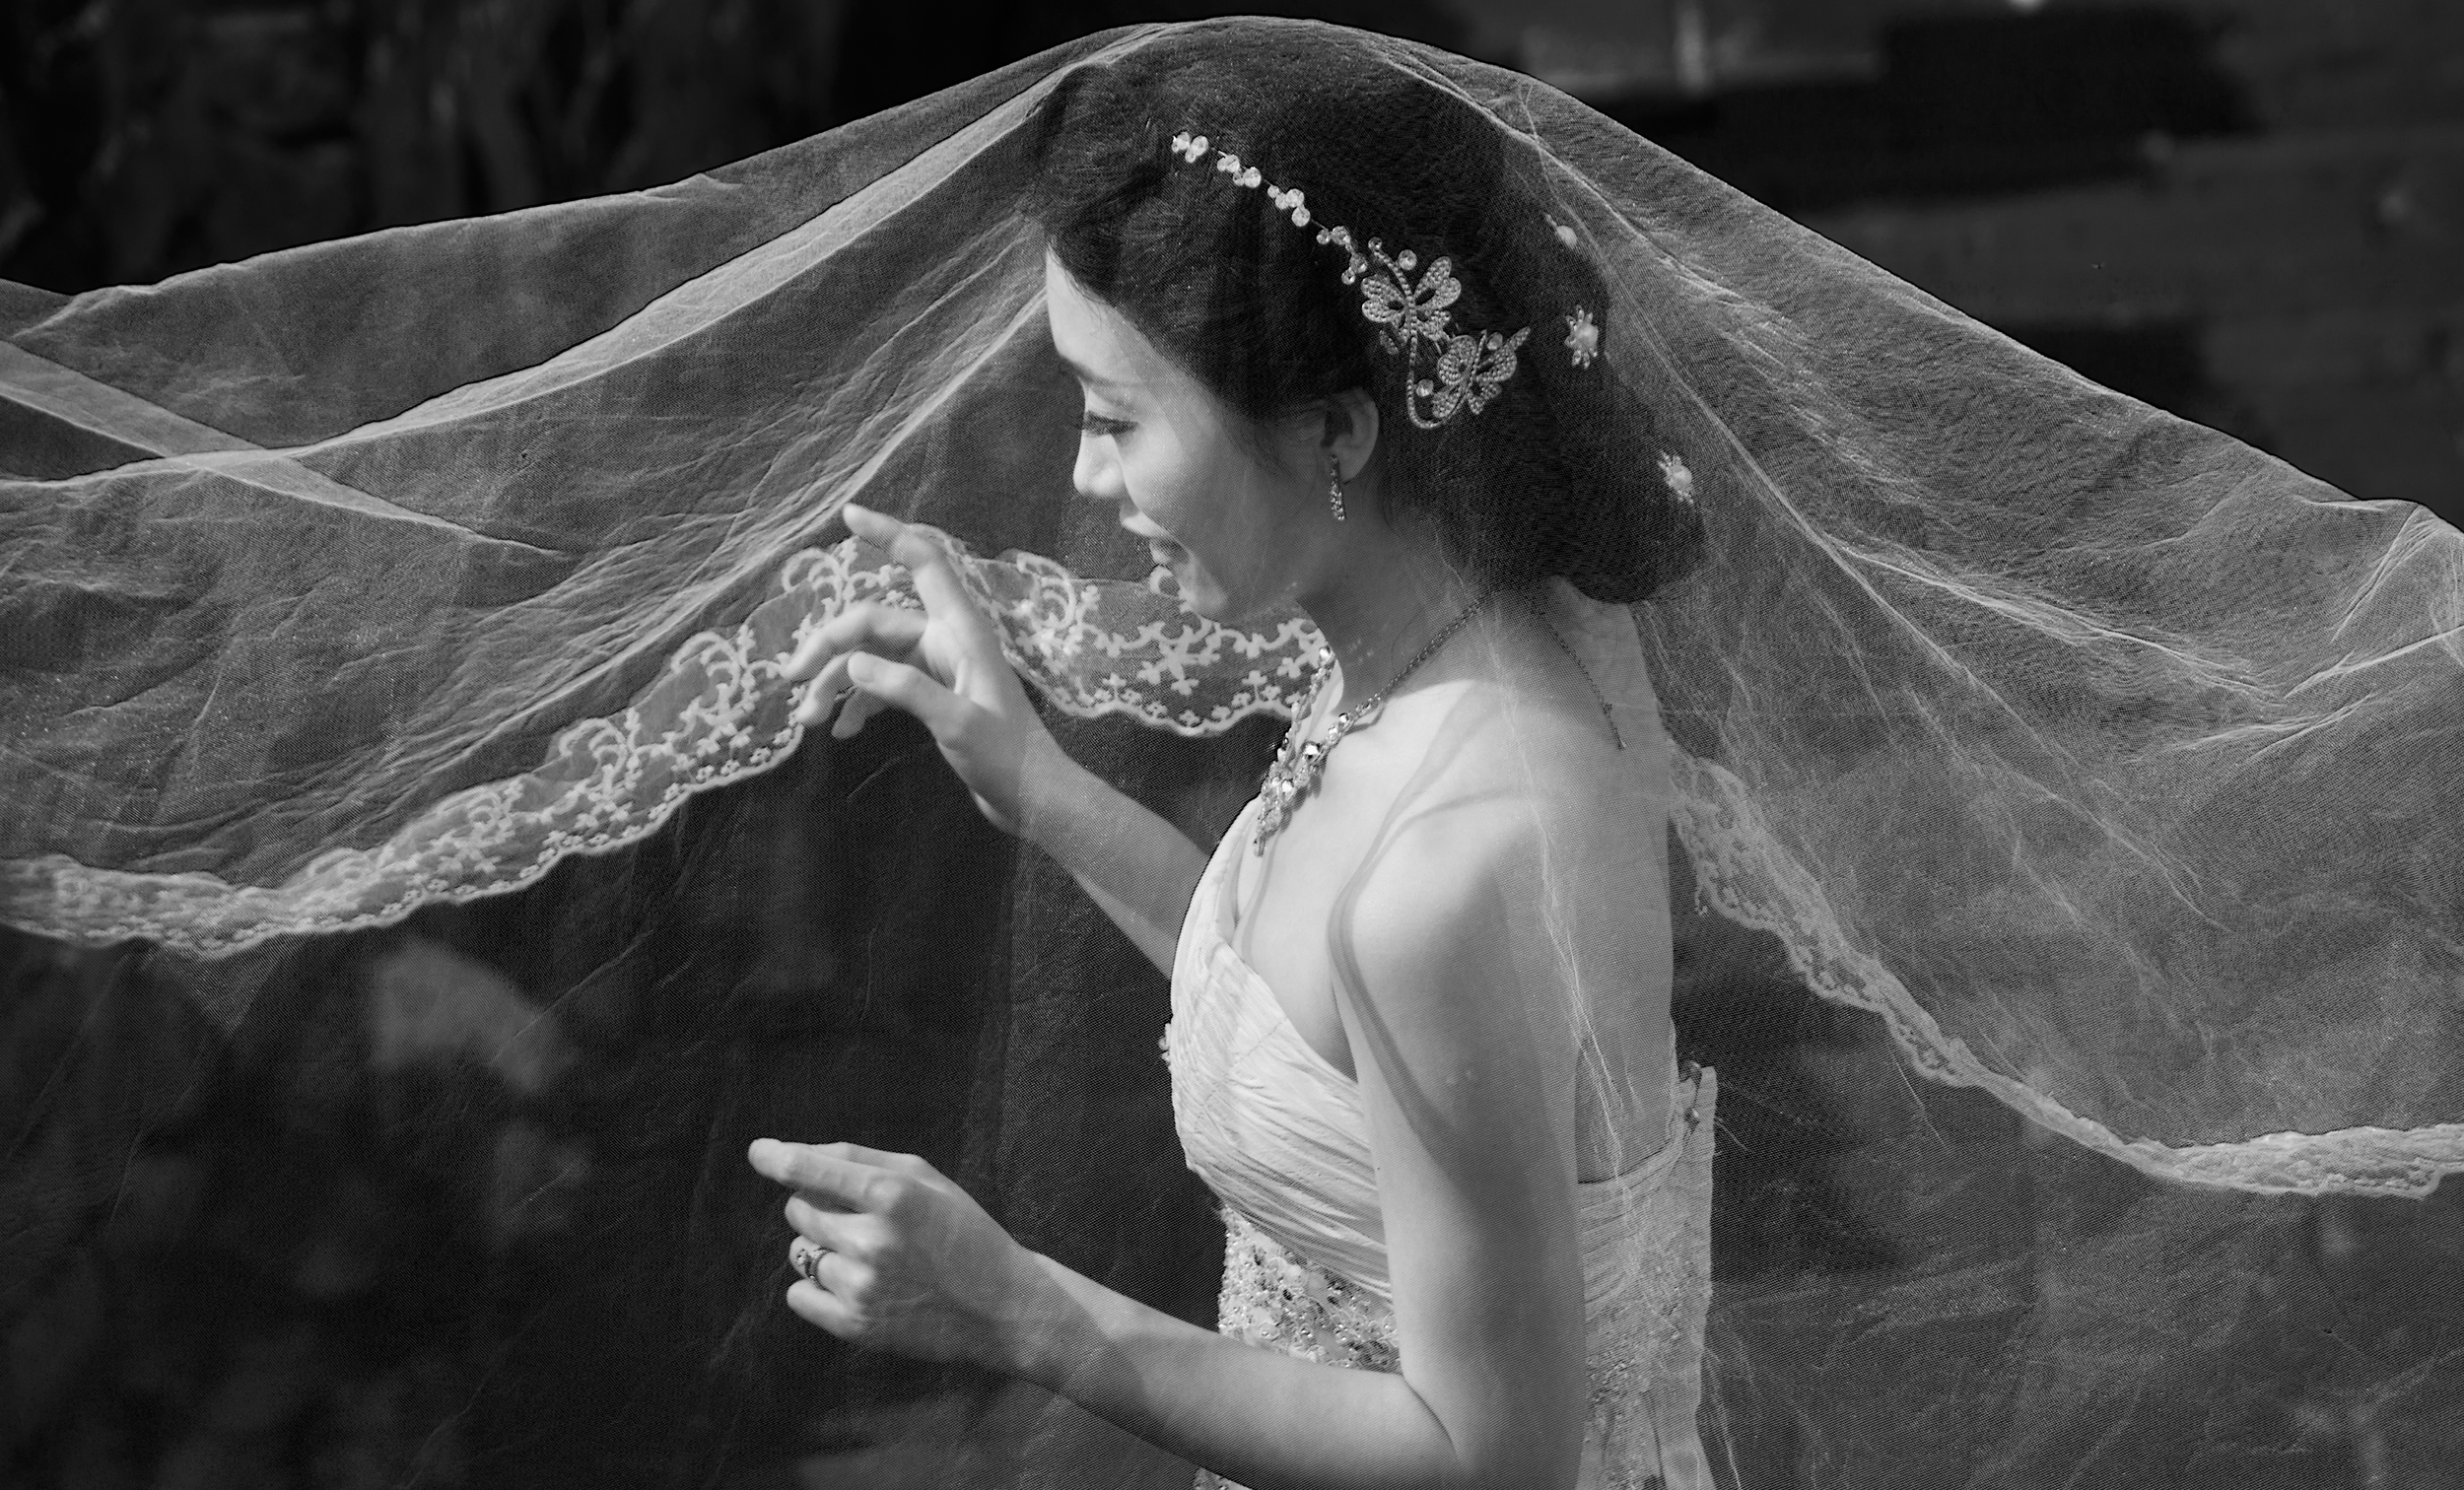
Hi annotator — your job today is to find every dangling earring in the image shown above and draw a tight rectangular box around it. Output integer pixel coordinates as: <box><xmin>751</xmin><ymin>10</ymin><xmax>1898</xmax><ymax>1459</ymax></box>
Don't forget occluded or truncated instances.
<box><xmin>1326</xmin><ymin>453</ymin><xmax>1346</xmax><ymax>523</ymax></box>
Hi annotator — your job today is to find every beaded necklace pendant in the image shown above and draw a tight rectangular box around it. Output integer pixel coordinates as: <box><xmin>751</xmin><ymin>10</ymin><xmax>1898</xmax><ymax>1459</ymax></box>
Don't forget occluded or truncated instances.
<box><xmin>1253</xmin><ymin>648</ymin><xmax>1345</xmax><ymax>852</ymax></box>
<box><xmin>1251</xmin><ymin>590</ymin><xmax>1496</xmax><ymax>854</ymax></box>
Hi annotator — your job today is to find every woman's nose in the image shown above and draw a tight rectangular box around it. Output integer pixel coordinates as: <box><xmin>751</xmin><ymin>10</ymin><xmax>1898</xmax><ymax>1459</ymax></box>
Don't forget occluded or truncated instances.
<box><xmin>1070</xmin><ymin>435</ymin><xmax>1118</xmax><ymax>507</ymax></box>
<box><xmin>1072</xmin><ymin>437</ymin><xmax>1165</xmax><ymax>537</ymax></box>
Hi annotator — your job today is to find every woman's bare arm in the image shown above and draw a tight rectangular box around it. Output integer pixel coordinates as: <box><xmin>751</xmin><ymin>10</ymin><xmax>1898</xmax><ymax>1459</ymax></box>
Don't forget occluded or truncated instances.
<box><xmin>964</xmin><ymin>791</ymin><xmax>1591</xmax><ymax>1489</ymax></box>
<box><xmin>1012</xmin><ymin>733</ymin><xmax>1207</xmax><ymax>973</ymax></box>
<box><xmin>756</xmin><ymin>1135</ymin><xmax>1468</xmax><ymax>1490</ymax></box>
<box><xmin>1328</xmin><ymin>787</ymin><xmax>1592</xmax><ymax>1489</ymax></box>
<box><xmin>756</xmin><ymin>770</ymin><xmax>1599</xmax><ymax>1487</ymax></box>
<box><xmin>786</xmin><ymin>505</ymin><xmax>1204</xmax><ymax>973</ymax></box>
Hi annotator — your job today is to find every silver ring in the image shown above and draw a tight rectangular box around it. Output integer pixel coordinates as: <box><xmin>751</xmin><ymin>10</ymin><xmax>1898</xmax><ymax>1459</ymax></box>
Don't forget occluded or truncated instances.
<box><xmin>792</xmin><ymin>1237</ymin><xmax>827</xmax><ymax>1287</ymax></box>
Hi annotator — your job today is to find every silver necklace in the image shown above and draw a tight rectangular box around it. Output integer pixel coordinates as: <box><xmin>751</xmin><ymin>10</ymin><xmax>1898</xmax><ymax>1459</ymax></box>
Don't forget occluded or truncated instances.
<box><xmin>1530</xmin><ymin>606</ymin><xmax>1624</xmax><ymax>752</ymax></box>
<box><xmin>1252</xmin><ymin>589</ymin><xmax>1494</xmax><ymax>852</ymax></box>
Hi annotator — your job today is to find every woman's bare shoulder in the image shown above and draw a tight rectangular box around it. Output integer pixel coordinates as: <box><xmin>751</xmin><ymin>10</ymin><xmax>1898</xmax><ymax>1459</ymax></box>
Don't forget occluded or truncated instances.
<box><xmin>1339</xmin><ymin>679</ymin><xmax>1664</xmax><ymax>957</ymax></box>
<box><xmin>1398</xmin><ymin>674</ymin><xmax>1659</xmax><ymax>825</ymax></box>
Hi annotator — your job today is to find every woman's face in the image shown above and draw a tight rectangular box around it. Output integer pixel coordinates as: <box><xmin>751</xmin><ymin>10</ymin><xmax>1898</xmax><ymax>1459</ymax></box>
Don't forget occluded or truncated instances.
<box><xmin>1044</xmin><ymin>250</ymin><xmax>1314</xmax><ymax>621</ymax></box>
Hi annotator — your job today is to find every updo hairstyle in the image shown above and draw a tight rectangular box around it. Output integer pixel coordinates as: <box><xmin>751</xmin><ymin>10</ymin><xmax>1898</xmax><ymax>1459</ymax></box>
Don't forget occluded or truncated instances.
<box><xmin>1025</xmin><ymin>33</ymin><xmax>1705</xmax><ymax>604</ymax></box>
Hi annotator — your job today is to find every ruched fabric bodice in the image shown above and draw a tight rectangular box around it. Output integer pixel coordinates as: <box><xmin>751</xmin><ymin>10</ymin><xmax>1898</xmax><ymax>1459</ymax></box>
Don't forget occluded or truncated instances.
<box><xmin>1163</xmin><ymin>793</ymin><xmax>1718</xmax><ymax>1490</ymax></box>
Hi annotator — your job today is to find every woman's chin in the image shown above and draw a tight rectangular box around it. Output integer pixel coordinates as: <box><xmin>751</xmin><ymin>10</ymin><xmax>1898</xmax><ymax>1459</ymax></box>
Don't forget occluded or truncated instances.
<box><xmin>1179</xmin><ymin>579</ymin><xmax>1263</xmax><ymax>626</ymax></box>
<box><xmin>1182</xmin><ymin>589</ymin><xmax>1233</xmax><ymax>621</ymax></box>
<box><xmin>1156</xmin><ymin>562</ymin><xmax>1278</xmax><ymax>627</ymax></box>
<box><xmin>1162</xmin><ymin>566</ymin><xmax>1225</xmax><ymax>619</ymax></box>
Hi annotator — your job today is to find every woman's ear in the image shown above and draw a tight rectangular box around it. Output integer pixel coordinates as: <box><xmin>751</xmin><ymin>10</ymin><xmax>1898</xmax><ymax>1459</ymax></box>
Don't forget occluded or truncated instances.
<box><xmin>1322</xmin><ymin>387</ymin><xmax>1381</xmax><ymax>484</ymax></box>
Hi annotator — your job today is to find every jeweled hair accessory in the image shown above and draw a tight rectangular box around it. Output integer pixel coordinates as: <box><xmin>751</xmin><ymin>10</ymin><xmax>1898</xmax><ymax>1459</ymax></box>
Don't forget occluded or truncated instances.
<box><xmin>1657</xmin><ymin>450</ymin><xmax>1697</xmax><ymax>507</ymax></box>
<box><xmin>1169</xmin><ymin>130</ymin><xmax>1587</xmax><ymax>432</ymax></box>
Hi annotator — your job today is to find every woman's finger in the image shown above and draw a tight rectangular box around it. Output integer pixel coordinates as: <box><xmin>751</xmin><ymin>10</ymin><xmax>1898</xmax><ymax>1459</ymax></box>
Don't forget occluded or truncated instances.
<box><xmin>787</xmin><ymin>1231</ymin><xmax>869</xmax><ymax>1292</ymax></box>
<box><xmin>830</xmin><ymin>689</ymin><xmax>889</xmax><ymax>739</ymax></box>
<box><xmin>844</xmin><ymin>653</ymin><xmax>968</xmax><ymax>738</ymax></box>
<box><xmin>750</xmin><ymin>1139</ymin><xmax>884</xmax><ymax>1210</ymax></box>
<box><xmin>793</xmin><ymin>656</ymin><xmax>868</xmax><ymax>729</ymax></box>
<box><xmin>786</xmin><ymin>1193</ymin><xmax>872</xmax><ymax>1252</ymax></box>
<box><xmin>793</xmin><ymin>677</ymin><xmax>856</xmax><ymax>731</ymax></box>
<box><xmin>793</xmin><ymin>645</ymin><xmax>874</xmax><ymax>724</ymax></box>
<box><xmin>785</xmin><ymin>1278</ymin><xmax>862</xmax><ymax>1337</ymax></box>
<box><xmin>843</xmin><ymin>505</ymin><xmax>996</xmax><ymax>648</ymax></box>
<box><xmin>787</xmin><ymin>608</ymin><xmax>928</xmax><ymax>728</ymax></box>
<box><xmin>890</xmin><ymin>534</ymin><xmax>983</xmax><ymax>633</ymax></box>
<box><xmin>814</xmin><ymin>1142</ymin><xmax>937</xmax><ymax>1178</ymax></box>
<box><xmin>785</xmin><ymin>603</ymin><xmax>924</xmax><ymax>683</ymax></box>
<box><xmin>837</xmin><ymin>501</ymin><xmax>904</xmax><ymax>548</ymax></box>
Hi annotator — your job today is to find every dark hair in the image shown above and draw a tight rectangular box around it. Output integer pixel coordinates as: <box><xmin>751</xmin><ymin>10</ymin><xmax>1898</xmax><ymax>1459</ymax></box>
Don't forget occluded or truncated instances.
<box><xmin>1025</xmin><ymin>32</ymin><xmax>1705</xmax><ymax>604</ymax></box>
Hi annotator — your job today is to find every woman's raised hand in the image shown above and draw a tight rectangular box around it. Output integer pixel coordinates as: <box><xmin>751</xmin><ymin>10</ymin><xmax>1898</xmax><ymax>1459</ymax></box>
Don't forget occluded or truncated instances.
<box><xmin>748</xmin><ymin>1138</ymin><xmax>1051</xmax><ymax>1372</ymax></box>
<box><xmin>786</xmin><ymin>504</ymin><xmax>1058</xmax><ymax>837</ymax></box>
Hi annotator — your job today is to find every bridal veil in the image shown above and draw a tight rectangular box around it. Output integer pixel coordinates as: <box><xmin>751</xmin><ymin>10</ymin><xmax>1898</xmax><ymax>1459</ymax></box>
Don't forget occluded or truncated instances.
<box><xmin>5</xmin><ymin>18</ymin><xmax>2460</xmax><ymax>1485</ymax></box>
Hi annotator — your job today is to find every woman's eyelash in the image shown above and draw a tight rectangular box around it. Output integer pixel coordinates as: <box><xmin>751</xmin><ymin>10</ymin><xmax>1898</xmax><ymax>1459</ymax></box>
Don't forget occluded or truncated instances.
<box><xmin>1078</xmin><ymin>411</ymin><xmax>1133</xmax><ymax>438</ymax></box>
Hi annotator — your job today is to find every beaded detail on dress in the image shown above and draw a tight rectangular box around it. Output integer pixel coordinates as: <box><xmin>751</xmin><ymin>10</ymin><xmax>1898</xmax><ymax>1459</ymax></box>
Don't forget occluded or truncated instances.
<box><xmin>1190</xmin><ymin>1083</ymin><xmax>1716</xmax><ymax>1490</ymax></box>
<box><xmin>1212</xmin><ymin>1207</ymin><xmax>1402</xmax><ymax>1375</ymax></box>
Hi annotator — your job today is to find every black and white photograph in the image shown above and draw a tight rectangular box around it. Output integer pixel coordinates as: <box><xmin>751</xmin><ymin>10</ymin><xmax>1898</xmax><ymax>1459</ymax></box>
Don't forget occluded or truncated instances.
<box><xmin>3</xmin><ymin>1</ymin><xmax>2459</xmax><ymax>1486</ymax></box>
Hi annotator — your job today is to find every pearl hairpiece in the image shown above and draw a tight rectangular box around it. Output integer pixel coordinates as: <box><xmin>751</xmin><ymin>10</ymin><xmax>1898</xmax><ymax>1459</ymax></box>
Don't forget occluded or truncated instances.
<box><xmin>1167</xmin><ymin>130</ymin><xmax>1596</xmax><ymax>432</ymax></box>
<box><xmin>1658</xmin><ymin>450</ymin><xmax>1696</xmax><ymax>507</ymax></box>
<box><xmin>1563</xmin><ymin>306</ymin><xmax>1602</xmax><ymax>369</ymax></box>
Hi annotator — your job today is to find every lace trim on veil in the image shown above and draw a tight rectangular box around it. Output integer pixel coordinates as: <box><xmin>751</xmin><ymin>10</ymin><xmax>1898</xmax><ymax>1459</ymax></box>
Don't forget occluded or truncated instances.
<box><xmin>0</xmin><ymin>526</ymin><xmax>1315</xmax><ymax>960</ymax></box>
<box><xmin>6</xmin><ymin>537</ymin><xmax>2457</xmax><ymax>1194</ymax></box>
<box><xmin>1666</xmin><ymin>750</ymin><xmax>2464</xmax><ymax>1196</ymax></box>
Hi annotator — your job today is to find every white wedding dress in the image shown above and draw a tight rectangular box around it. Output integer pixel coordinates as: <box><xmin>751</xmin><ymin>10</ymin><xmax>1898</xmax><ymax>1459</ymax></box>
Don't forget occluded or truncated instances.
<box><xmin>1162</xmin><ymin>779</ymin><xmax>1719</xmax><ymax>1490</ymax></box>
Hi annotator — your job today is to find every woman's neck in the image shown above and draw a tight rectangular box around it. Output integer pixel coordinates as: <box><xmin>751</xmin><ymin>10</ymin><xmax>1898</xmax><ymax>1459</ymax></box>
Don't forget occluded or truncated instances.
<box><xmin>1297</xmin><ymin>520</ymin><xmax>1493</xmax><ymax>711</ymax></box>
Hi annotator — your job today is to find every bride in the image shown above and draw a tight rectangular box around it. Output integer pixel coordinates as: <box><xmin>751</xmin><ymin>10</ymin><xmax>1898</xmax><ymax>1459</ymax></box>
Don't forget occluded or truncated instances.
<box><xmin>747</xmin><ymin>38</ymin><xmax>1715</xmax><ymax>1490</ymax></box>
<box><xmin>7</xmin><ymin>9</ymin><xmax>2459</xmax><ymax>1486</ymax></box>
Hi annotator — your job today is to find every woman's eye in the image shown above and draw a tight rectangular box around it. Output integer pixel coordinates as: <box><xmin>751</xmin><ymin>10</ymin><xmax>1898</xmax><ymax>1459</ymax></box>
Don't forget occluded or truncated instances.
<box><xmin>1078</xmin><ymin>411</ymin><xmax>1133</xmax><ymax>439</ymax></box>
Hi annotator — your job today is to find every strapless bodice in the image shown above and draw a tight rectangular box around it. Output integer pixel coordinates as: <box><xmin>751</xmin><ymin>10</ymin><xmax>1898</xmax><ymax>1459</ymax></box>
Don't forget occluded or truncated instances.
<box><xmin>1162</xmin><ymin>793</ymin><xmax>1717</xmax><ymax>1490</ymax></box>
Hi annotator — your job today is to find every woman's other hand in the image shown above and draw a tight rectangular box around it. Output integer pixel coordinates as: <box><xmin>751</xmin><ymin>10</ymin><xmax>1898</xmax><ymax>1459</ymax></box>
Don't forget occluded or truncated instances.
<box><xmin>787</xmin><ymin>502</ymin><xmax>1204</xmax><ymax>975</ymax></box>
<box><xmin>748</xmin><ymin>1138</ymin><xmax>1051</xmax><ymax>1372</ymax></box>
<box><xmin>785</xmin><ymin>503</ymin><xmax>1059</xmax><ymax>836</ymax></box>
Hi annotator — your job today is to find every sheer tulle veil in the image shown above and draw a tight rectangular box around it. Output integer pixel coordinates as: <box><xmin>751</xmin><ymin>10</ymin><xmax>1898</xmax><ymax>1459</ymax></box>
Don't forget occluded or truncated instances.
<box><xmin>5</xmin><ymin>16</ymin><xmax>2461</xmax><ymax>1481</ymax></box>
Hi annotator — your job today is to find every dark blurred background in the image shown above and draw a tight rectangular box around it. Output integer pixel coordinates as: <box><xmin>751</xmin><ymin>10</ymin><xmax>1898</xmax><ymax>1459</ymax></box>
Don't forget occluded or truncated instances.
<box><xmin>3</xmin><ymin>0</ymin><xmax>2459</xmax><ymax>518</ymax></box>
